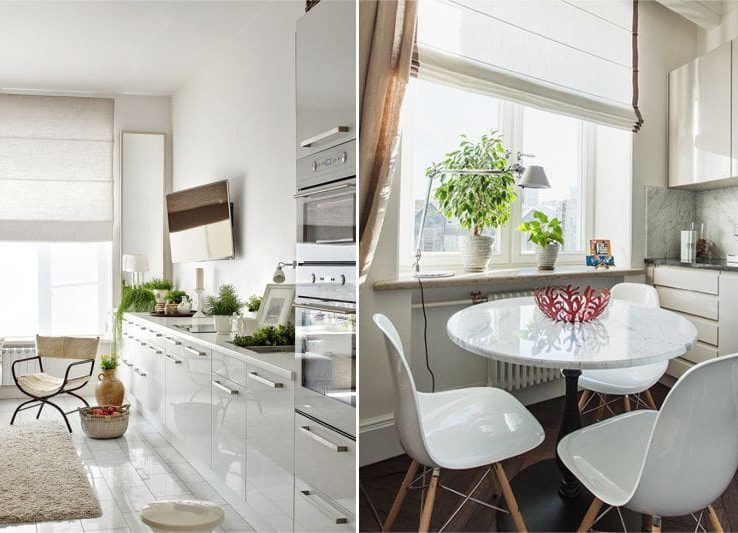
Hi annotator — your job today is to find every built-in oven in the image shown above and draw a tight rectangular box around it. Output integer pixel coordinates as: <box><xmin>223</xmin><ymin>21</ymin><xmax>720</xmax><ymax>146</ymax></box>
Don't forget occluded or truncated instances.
<box><xmin>296</xmin><ymin>140</ymin><xmax>356</xmax><ymax>264</ymax></box>
<box><xmin>294</xmin><ymin>264</ymin><xmax>356</xmax><ymax>438</ymax></box>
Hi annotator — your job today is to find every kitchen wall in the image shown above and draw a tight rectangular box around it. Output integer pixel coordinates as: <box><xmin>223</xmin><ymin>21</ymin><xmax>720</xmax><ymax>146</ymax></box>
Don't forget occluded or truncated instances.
<box><xmin>646</xmin><ymin>184</ymin><xmax>738</xmax><ymax>259</ymax></box>
<box><xmin>171</xmin><ymin>1</ymin><xmax>304</xmax><ymax>300</ymax></box>
<box><xmin>699</xmin><ymin>4</ymin><xmax>738</xmax><ymax>53</ymax></box>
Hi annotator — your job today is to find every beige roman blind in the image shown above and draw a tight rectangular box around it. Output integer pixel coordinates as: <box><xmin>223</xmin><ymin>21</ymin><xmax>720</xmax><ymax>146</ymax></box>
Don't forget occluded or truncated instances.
<box><xmin>415</xmin><ymin>0</ymin><xmax>642</xmax><ymax>131</ymax></box>
<box><xmin>0</xmin><ymin>94</ymin><xmax>114</xmax><ymax>242</ymax></box>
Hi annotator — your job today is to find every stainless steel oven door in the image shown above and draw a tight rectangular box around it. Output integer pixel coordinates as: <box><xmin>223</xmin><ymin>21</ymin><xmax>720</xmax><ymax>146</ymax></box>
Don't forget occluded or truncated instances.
<box><xmin>295</xmin><ymin>298</ymin><xmax>355</xmax><ymax>437</ymax></box>
<box><xmin>295</xmin><ymin>178</ymin><xmax>356</xmax><ymax>263</ymax></box>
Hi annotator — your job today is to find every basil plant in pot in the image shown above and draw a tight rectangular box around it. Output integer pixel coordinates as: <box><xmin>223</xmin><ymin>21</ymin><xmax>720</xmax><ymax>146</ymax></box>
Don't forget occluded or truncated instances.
<box><xmin>517</xmin><ymin>210</ymin><xmax>565</xmax><ymax>270</ymax></box>
<box><xmin>430</xmin><ymin>131</ymin><xmax>517</xmax><ymax>272</ymax></box>
<box><xmin>206</xmin><ymin>284</ymin><xmax>244</xmax><ymax>335</ymax></box>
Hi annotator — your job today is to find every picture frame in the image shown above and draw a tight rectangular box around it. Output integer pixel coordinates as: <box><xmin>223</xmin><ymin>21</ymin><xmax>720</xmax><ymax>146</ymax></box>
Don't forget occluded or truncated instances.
<box><xmin>256</xmin><ymin>284</ymin><xmax>295</xmax><ymax>327</ymax></box>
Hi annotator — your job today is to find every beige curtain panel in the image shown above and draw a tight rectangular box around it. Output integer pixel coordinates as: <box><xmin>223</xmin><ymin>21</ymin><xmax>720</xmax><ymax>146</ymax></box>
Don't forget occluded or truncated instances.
<box><xmin>359</xmin><ymin>0</ymin><xmax>417</xmax><ymax>284</ymax></box>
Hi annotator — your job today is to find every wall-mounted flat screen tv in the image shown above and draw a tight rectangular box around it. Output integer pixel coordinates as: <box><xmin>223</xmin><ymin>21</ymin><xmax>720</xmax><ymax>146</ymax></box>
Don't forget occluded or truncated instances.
<box><xmin>166</xmin><ymin>180</ymin><xmax>235</xmax><ymax>263</ymax></box>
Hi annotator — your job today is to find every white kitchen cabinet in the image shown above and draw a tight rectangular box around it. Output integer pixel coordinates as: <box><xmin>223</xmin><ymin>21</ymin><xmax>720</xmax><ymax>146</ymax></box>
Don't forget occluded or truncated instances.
<box><xmin>246</xmin><ymin>365</ymin><xmax>294</xmax><ymax>527</ymax></box>
<box><xmin>719</xmin><ymin>272</ymin><xmax>738</xmax><ymax>355</ymax></box>
<box><xmin>143</xmin><ymin>340</ymin><xmax>166</xmax><ymax>426</ymax></box>
<box><xmin>294</xmin><ymin>412</ymin><xmax>355</xmax><ymax>532</ymax></box>
<box><xmin>669</xmin><ymin>41</ymin><xmax>732</xmax><ymax>189</ymax></box>
<box><xmin>296</xmin><ymin>0</ymin><xmax>356</xmax><ymax>158</ymax></box>
<box><xmin>164</xmin><ymin>335</ymin><xmax>187</xmax><ymax>442</ymax></box>
<box><xmin>655</xmin><ymin>285</ymin><xmax>719</xmax><ymax>320</ymax></box>
<box><xmin>211</xmin><ymin>374</ymin><xmax>247</xmax><ymax>500</ymax></box>
<box><xmin>184</xmin><ymin>342</ymin><xmax>212</xmax><ymax>467</ymax></box>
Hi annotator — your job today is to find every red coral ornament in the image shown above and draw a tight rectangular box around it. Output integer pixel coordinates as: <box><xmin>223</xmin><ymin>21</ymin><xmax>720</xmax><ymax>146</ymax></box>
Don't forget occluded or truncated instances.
<box><xmin>534</xmin><ymin>285</ymin><xmax>611</xmax><ymax>322</ymax></box>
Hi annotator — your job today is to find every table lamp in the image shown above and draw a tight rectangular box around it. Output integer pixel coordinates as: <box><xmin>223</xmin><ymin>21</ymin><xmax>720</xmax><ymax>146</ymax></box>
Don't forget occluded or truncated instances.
<box><xmin>122</xmin><ymin>254</ymin><xmax>149</xmax><ymax>286</ymax></box>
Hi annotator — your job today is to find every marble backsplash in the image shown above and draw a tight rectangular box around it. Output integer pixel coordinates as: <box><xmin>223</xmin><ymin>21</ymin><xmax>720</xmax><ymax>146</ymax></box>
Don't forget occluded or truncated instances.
<box><xmin>646</xmin><ymin>184</ymin><xmax>738</xmax><ymax>259</ymax></box>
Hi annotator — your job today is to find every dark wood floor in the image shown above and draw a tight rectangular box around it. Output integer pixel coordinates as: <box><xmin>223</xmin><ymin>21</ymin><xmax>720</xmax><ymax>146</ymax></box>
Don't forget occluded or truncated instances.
<box><xmin>359</xmin><ymin>385</ymin><xmax>738</xmax><ymax>532</ymax></box>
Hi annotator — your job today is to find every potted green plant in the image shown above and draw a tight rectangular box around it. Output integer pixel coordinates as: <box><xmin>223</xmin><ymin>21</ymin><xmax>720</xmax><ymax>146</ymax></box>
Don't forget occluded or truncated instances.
<box><xmin>517</xmin><ymin>210</ymin><xmax>565</xmax><ymax>270</ymax></box>
<box><xmin>113</xmin><ymin>285</ymin><xmax>156</xmax><ymax>353</ymax></box>
<box><xmin>232</xmin><ymin>323</ymin><xmax>295</xmax><ymax>353</ymax></box>
<box><xmin>430</xmin><ymin>131</ymin><xmax>517</xmax><ymax>272</ymax></box>
<box><xmin>206</xmin><ymin>284</ymin><xmax>244</xmax><ymax>335</ymax></box>
<box><xmin>143</xmin><ymin>278</ymin><xmax>174</xmax><ymax>304</ymax></box>
<box><xmin>95</xmin><ymin>353</ymin><xmax>124</xmax><ymax>406</ymax></box>
<box><xmin>245</xmin><ymin>294</ymin><xmax>262</xmax><ymax>318</ymax></box>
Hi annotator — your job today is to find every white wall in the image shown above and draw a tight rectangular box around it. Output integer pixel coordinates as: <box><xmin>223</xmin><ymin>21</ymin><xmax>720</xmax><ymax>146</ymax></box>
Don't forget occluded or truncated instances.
<box><xmin>699</xmin><ymin>6</ymin><xmax>738</xmax><ymax>53</ymax></box>
<box><xmin>630</xmin><ymin>1</ymin><xmax>698</xmax><ymax>266</ymax></box>
<box><xmin>170</xmin><ymin>0</ymin><xmax>303</xmax><ymax>303</ymax></box>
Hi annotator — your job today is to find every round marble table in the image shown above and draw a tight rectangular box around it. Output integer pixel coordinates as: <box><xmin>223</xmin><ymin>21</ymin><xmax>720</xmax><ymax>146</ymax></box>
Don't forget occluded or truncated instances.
<box><xmin>447</xmin><ymin>296</ymin><xmax>698</xmax><ymax>531</ymax></box>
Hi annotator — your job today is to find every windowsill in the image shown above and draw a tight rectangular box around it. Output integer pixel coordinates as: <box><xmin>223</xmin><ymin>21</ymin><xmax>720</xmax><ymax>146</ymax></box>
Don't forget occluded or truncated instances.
<box><xmin>373</xmin><ymin>264</ymin><xmax>644</xmax><ymax>291</ymax></box>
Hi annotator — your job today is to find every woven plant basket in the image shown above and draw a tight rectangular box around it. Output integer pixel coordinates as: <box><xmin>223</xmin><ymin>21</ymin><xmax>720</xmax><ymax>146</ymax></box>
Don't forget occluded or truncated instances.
<box><xmin>78</xmin><ymin>404</ymin><xmax>130</xmax><ymax>439</ymax></box>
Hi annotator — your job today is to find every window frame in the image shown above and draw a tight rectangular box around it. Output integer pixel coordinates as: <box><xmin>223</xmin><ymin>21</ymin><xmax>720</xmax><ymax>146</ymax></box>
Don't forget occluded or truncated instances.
<box><xmin>398</xmin><ymin>78</ymin><xmax>596</xmax><ymax>273</ymax></box>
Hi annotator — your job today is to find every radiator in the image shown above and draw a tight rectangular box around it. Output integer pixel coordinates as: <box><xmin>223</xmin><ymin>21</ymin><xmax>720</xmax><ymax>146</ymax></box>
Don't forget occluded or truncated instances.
<box><xmin>0</xmin><ymin>341</ymin><xmax>36</xmax><ymax>386</ymax></box>
<box><xmin>482</xmin><ymin>290</ymin><xmax>561</xmax><ymax>391</ymax></box>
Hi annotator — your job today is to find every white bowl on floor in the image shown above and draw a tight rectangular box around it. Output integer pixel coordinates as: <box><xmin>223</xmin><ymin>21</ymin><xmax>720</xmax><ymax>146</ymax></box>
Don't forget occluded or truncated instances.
<box><xmin>140</xmin><ymin>500</ymin><xmax>225</xmax><ymax>532</ymax></box>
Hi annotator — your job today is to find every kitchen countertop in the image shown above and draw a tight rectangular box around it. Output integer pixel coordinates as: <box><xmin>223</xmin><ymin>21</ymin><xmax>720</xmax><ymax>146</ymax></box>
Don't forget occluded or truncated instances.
<box><xmin>645</xmin><ymin>258</ymin><xmax>738</xmax><ymax>273</ymax></box>
<box><xmin>126</xmin><ymin>312</ymin><xmax>296</xmax><ymax>381</ymax></box>
<box><xmin>374</xmin><ymin>265</ymin><xmax>645</xmax><ymax>291</ymax></box>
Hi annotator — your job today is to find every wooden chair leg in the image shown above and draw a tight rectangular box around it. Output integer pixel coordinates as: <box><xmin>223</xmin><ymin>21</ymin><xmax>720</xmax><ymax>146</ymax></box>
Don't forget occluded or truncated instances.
<box><xmin>651</xmin><ymin>515</ymin><xmax>662</xmax><ymax>532</ymax></box>
<box><xmin>624</xmin><ymin>395</ymin><xmax>632</xmax><ymax>412</ymax></box>
<box><xmin>382</xmin><ymin>460</ymin><xmax>419</xmax><ymax>532</ymax></box>
<box><xmin>493</xmin><ymin>463</ymin><xmax>527</xmax><ymax>532</ymax></box>
<box><xmin>577</xmin><ymin>497</ymin><xmax>603</xmax><ymax>532</ymax></box>
<box><xmin>418</xmin><ymin>467</ymin><xmax>440</xmax><ymax>533</ymax></box>
<box><xmin>642</xmin><ymin>513</ymin><xmax>653</xmax><ymax>532</ymax></box>
<box><xmin>706</xmin><ymin>505</ymin><xmax>724</xmax><ymax>533</ymax></box>
<box><xmin>595</xmin><ymin>394</ymin><xmax>606</xmax><ymax>420</ymax></box>
<box><xmin>643</xmin><ymin>389</ymin><xmax>658</xmax><ymax>410</ymax></box>
<box><xmin>578</xmin><ymin>390</ymin><xmax>590</xmax><ymax>412</ymax></box>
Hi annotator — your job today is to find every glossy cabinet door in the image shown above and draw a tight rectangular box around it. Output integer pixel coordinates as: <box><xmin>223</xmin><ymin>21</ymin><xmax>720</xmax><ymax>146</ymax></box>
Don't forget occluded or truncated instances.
<box><xmin>164</xmin><ymin>336</ymin><xmax>187</xmax><ymax>442</ymax></box>
<box><xmin>211</xmin><ymin>374</ymin><xmax>246</xmax><ymax>500</ymax></box>
<box><xmin>294</xmin><ymin>412</ymin><xmax>355</xmax><ymax>532</ymax></box>
<box><xmin>296</xmin><ymin>0</ymin><xmax>356</xmax><ymax>158</ymax></box>
<box><xmin>719</xmin><ymin>272</ymin><xmax>738</xmax><ymax>355</ymax></box>
<box><xmin>184</xmin><ymin>342</ymin><xmax>212</xmax><ymax>467</ymax></box>
<box><xmin>245</xmin><ymin>365</ymin><xmax>294</xmax><ymax>530</ymax></box>
<box><xmin>131</xmin><ymin>338</ymin><xmax>150</xmax><ymax>409</ymax></box>
<box><xmin>143</xmin><ymin>341</ymin><xmax>166</xmax><ymax>426</ymax></box>
<box><xmin>669</xmin><ymin>41</ymin><xmax>732</xmax><ymax>188</ymax></box>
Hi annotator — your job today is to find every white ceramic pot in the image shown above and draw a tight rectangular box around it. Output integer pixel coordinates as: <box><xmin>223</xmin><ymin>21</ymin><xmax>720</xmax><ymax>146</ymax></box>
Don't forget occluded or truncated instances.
<box><xmin>536</xmin><ymin>243</ymin><xmax>561</xmax><ymax>270</ymax></box>
<box><xmin>213</xmin><ymin>315</ymin><xmax>232</xmax><ymax>335</ymax></box>
<box><xmin>460</xmin><ymin>235</ymin><xmax>495</xmax><ymax>272</ymax></box>
<box><xmin>152</xmin><ymin>289</ymin><xmax>169</xmax><ymax>304</ymax></box>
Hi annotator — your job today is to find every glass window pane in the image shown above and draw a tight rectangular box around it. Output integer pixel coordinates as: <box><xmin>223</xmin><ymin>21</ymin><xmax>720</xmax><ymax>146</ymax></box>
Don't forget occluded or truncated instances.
<box><xmin>521</xmin><ymin>107</ymin><xmax>584</xmax><ymax>253</ymax></box>
<box><xmin>409</xmin><ymin>78</ymin><xmax>503</xmax><ymax>254</ymax></box>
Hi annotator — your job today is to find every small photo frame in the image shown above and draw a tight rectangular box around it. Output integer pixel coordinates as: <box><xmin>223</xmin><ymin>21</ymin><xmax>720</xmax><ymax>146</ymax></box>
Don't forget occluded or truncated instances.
<box><xmin>256</xmin><ymin>284</ymin><xmax>295</xmax><ymax>327</ymax></box>
<box><xmin>589</xmin><ymin>239</ymin><xmax>612</xmax><ymax>256</ymax></box>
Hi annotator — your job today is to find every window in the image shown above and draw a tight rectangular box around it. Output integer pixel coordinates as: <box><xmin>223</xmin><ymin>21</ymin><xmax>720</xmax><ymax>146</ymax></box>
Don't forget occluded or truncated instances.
<box><xmin>400</xmin><ymin>77</ymin><xmax>613</xmax><ymax>270</ymax></box>
<box><xmin>0</xmin><ymin>95</ymin><xmax>114</xmax><ymax>337</ymax></box>
<box><xmin>0</xmin><ymin>242</ymin><xmax>111</xmax><ymax>337</ymax></box>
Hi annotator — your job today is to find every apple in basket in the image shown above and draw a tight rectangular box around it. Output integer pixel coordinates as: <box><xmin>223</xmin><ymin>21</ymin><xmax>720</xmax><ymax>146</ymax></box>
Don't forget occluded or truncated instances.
<box><xmin>91</xmin><ymin>406</ymin><xmax>120</xmax><ymax>416</ymax></box>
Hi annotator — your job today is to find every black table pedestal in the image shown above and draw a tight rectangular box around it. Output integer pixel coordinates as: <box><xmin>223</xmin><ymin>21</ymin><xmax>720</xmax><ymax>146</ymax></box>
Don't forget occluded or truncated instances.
<box><xmin>497</xmin><ymin>369</ymin><xmax>642</xmax><ymax>532</ymax></box>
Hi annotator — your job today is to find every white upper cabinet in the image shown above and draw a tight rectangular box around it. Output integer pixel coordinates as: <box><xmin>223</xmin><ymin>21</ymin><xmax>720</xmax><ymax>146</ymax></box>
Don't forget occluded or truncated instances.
<box><xmin>669</xmin><ymin>41</ymin><xmax>732</xmax><ymax>189</ymax></box>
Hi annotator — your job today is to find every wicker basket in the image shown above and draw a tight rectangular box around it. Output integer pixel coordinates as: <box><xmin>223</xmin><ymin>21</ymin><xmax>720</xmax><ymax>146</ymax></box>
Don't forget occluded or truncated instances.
<box><xmin>78</xmin><ymin>404</ymin><xmax>130</xmax><ymax>439</ymax></box>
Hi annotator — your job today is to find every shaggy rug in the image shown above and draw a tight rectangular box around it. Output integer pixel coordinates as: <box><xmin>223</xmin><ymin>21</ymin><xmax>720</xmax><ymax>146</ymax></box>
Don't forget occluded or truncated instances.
<box><xmin>0</xmin><ymin>421</ymin><xmax>102</xmax><ymax>523</ymax></box>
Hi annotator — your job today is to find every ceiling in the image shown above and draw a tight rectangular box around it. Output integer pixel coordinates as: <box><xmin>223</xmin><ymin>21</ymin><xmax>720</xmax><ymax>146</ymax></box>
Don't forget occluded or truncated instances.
<box><xmin>657</xmin><ymin>0</ymin><xmax>738</xmax><ymax>29</ymax></box>
<box><xmin>0</xmin><ymin>1</ymin><xmax>267</xmax><ymax>95</ymax></box>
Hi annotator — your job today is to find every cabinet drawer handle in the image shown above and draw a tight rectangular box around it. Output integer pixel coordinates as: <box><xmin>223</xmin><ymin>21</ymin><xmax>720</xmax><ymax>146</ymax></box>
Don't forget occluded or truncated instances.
<box><xmin>164</xmin><ymin>353</ymin><xmax>183</xmax><ymax>364</ymax></box>
<box><xmin>248</xmin><ymin>371</ymin><xmax>283</xmax><ymax>388</ymax></box>
<box><xmin>299</xmin><ymin>426</ymin><xmax>348</xmax><ymax>452</ymax></box>
<box><xmin>298</xmin><ymin>489</ymin><xmax>348</xmax><ymax>524</ymax></box>
<box><xmin>134</xmin><ymin>368</ymin><xmax>147</xmax><ymax>377</ymax></box>
<box><xmin>145</xmin><ymin>344</ymin><xmax>163</xmax><ymax>355</ymax></box>
<box><xmin>122</xmin><ymin>359</ymin><xmax>133</xmax><ymax>367</ymax></box>
<box><xmin>212</xmin><ymin>380</ymin><xmax>238</xmax><ymax>395</ymax></box>
<box><xmin>185</xmin><ymin>346</ymin><xmax>207</xmax><ymax>357</ymax></box>
<box><xmin>300</xmin><ymin>126</ymin><xmax>349</xmax><ymax>148</ymax></box>
<box><xmin>164</xmin><ymin>336</ymin><xmax>182</xmax><ymax>345</ymax></box>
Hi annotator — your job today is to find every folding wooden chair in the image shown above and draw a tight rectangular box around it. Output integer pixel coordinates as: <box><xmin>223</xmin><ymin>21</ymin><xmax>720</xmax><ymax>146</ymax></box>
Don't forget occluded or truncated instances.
<box><xmin>10</xmin><ymin>335</ymin><xmax>99</xmax><ymax>432</ymax></box>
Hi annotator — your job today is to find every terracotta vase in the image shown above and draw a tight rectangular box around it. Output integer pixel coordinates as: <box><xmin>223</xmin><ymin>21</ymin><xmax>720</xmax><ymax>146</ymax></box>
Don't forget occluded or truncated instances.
<box><xmin>95</xmin><ymin>369</ymin><xmax>125</xmax><ymax>406</ymax></box>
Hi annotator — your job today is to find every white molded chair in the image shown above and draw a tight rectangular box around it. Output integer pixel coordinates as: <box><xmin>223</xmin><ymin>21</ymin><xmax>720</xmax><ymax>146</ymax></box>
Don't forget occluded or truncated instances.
<box><xmin>558</xmin><ymin>353</ymin><xmax>738</xmax><ymax>532</ymax></box>
<box><xmin>373</xmin><ymin>313</ymin><xmax>545</xmax><ymax>532</ymax></box>
<box><xmin>577</xmin><ymin>283</ymin><xmax>665</xmax><ymax>417</ymax></box>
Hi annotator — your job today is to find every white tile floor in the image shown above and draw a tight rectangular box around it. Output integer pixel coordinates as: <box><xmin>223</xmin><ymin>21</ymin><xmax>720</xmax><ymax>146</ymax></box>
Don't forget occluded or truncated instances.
<box><xmin>0</xmin><ymin>397</ymin><xmax>254</xmax><ymax>533</ymax></box>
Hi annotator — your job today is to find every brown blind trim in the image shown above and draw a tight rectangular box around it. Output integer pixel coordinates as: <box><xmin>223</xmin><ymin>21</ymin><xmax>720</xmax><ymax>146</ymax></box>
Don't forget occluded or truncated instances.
<box><xmin>632</xmin><ymin>0</ymin><xmax>644</xmax><ymax>133</ymax></box>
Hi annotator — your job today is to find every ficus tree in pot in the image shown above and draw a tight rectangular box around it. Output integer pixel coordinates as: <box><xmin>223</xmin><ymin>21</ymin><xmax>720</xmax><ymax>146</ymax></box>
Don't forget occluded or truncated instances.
<box><xmin>517</xmin><ymin>210</ymin><xmax>565</xmax><ymax>270</ymax></box>
<box><xmin>430</xmin><ymin>131</ymin><xmax>517</xmax><ymax>272</ymax></box>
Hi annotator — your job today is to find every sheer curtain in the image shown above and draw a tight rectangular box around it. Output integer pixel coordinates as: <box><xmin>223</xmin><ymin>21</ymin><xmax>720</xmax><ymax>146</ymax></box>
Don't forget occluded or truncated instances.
<box><xmin>0</xmin><ymin>94</ymin><xmax>114</xmax><ymax>242</ymax></box>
